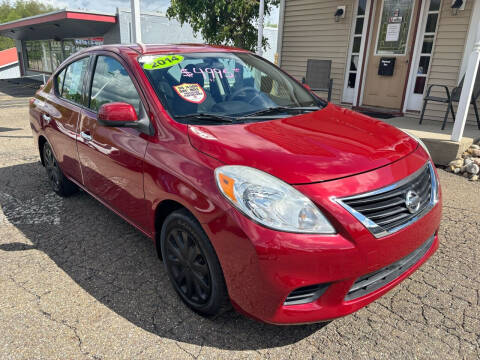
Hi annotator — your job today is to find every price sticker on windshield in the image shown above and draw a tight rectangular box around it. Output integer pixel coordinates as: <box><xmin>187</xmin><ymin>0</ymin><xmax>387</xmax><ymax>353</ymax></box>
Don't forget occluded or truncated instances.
<box><xmin>173</xmin><ymin>83</ymin><xmax>206</xmax><ymax>104</ymax></box>
<box><xmin>143</xmin><ymin>55</ymin><xmax>184</xmax><ymax>70</ymax></box>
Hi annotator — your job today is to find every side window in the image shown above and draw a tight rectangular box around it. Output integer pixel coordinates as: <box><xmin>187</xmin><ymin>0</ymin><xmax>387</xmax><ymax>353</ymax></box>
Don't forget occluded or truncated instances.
<box><xmin>55</xmin><ymin>68</ymin><xmax>66</xmax><ymax>95</ymax></box>
<box><xmin>62</xmin><ymin>57</ymin><xmax>89</xmax><ymax>104</ymax></box>
<box><xmin>89</xmin><ymin>56</ymin><xmax>141</xmax><ymax>115</ymax></box>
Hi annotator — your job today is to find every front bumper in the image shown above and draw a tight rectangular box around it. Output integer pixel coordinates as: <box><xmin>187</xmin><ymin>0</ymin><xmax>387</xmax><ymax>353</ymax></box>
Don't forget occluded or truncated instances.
<box><xmin>204</xmin><ymin>147</ymin><xmax>441</xmax><ymax>324</ymax></box>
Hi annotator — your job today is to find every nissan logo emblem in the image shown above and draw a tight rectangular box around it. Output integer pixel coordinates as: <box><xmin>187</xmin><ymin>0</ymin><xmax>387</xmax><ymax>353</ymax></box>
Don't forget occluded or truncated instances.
<box><xmin>405</xmin><ymin>190</ymin><xmax>421</xmax><ymax>214</ymax></box>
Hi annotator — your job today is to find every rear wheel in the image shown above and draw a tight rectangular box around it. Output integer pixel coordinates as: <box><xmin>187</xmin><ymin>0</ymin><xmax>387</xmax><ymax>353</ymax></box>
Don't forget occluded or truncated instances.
<box><xmin>43</xmin><ymin>142</ymin><xmax>77</xmax><ymax>197</ymax></box>
<box><xmin>160</xmin><ymin>209</ymin><xmax>230</xmax><ymax>317</ymax></box>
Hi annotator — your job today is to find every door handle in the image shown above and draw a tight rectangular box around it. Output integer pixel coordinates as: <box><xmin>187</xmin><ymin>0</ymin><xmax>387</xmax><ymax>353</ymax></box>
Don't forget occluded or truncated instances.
<box><xmin>42</xmin><ymin>113</ymin><xmax>51</xmax><ymax>124</ymax></box>
<box><xmin>80</xmin><ymin>131</ymin><xmax>92</xmax><ymax>142</ymax></box>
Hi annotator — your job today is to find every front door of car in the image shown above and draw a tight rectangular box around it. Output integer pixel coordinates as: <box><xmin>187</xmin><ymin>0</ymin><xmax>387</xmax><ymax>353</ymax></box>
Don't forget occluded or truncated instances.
<box><xmin>77</xmin><ymin>54</ymin><xmax>150</xmax><ymax>231</ymax></box>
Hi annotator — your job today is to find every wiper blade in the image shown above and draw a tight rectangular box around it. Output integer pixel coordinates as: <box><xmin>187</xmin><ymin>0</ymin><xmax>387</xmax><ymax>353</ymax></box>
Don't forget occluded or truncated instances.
<box><xmin>174</xmin><ymin>113</ymin><xmax>237</xmax><ymax>123</ymax></box>
<box><xmin>241</xmin><ymin>106</ymin><xmax>321</xmax><ymax>118</ymax></box>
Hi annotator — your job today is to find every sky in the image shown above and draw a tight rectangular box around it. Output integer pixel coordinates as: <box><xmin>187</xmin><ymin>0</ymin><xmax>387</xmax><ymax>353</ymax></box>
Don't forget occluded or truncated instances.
<box><xmin>40</xmin><ymin>0</ymin><xmax>279</xmax><ymax>24</ymax></box>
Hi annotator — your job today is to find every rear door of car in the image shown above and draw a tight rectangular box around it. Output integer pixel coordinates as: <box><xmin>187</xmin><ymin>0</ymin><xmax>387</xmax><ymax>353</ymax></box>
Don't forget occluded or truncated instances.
<box><xmin>76</xmin><ymin>52</ymin><xmax>151</xmax><ymax>231</ymax></box>
<box><xmin>41</xmin><ymin>56</ymin><xmax>91</xmax><ymax>183</ymax></box>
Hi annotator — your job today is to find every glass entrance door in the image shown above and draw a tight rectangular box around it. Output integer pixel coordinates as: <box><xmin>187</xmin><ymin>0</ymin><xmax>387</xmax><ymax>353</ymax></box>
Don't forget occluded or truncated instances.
<box><xmin>405</xmin><ymin>0</ymin><xmax>442</xmax><ymax>111</ymax></box>
<box><xmin>342</xmin><ymin>0</ymin><xmax>371</xmax><ymax>104</ymax></box>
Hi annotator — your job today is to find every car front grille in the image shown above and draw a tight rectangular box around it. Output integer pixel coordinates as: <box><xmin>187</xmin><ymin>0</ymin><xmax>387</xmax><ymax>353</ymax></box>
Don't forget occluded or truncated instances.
<box><xmin>284</xmin><ymin>283</ymin><xmax>330</xmax><ymax>306</ymax></box>
<box><xmin>337</xmin><ymin>162</ymin><xmax>438</xmax><ymax>238</ymax></box>
<box><xmin>345</xmin><ymin>233</ymin><xmax>435</xmax><ymax>301</ymax></box>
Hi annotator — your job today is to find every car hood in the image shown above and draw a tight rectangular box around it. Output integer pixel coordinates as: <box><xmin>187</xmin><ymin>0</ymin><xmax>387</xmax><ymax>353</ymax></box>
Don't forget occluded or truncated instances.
<box><xmin>188</xmin><ymin>103</ymin><xmax>418</xmax><ymax>184</ymax></box>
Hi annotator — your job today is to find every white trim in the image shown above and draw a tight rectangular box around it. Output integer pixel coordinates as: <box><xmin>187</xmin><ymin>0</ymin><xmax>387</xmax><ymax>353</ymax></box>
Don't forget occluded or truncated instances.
<box><xmin>452</xmin><ymin>44</ymin><xmax>480</xmax><ymax>141</ymax></box>
<box><xmin>276</xmin><ymin>0</ymin><xmax>286</xmax><ymax>67</ymax></box>
<box><xmin>452</xmin><ymin>6</ymin><xmax>480</xmax><ymax>141</ymax></box>
<box><xmin>359</xmin><ymin>0</ymin><xmax>378</xmax><ymax>106</ymax></box>
<box><xmin>404</xmin><ymin>0</ymin><xmax>442</xmax><ymax>112</ymax></box>
<box><xmin>459</xmin><ymin>0</ymin><xmax>480</xmax><ymax>82</ymax></box>
<box><xmin>342</xmin><ymin>0</ymin><xmax>372</xmax><ymax>105</ymax></box>
<box><xmin>373</xmin><ymin>0</ymin><xmax>417</xmax><ymax>57</ymax></box>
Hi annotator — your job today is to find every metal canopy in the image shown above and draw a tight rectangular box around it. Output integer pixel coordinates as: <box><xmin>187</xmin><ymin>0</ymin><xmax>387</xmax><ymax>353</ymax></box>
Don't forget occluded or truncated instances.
<box><xmin>0</xmin><ymin>10</ymin><xmax>116</xmax><ymax>41</ymax></box>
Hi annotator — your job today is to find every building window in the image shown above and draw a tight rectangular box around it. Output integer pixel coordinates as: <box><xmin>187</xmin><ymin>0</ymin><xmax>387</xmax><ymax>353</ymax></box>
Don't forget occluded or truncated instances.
<box><xmin>50</xmin><ymin>40</ymin><xmax>63</xmax><ymax>70</ymax></box>
<box><xmin>25</xmin><ymin>40</ymin><xmax>52</xmax><ymax>72</ymax></box>
<box><xmin>24</xmin><ymin>38</ymin><xmax>103</xmax><ymax>73</ymax></box>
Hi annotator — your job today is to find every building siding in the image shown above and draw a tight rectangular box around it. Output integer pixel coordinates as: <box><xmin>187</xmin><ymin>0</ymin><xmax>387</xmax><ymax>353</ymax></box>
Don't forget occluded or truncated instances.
<box><xmin>280</xmin><ymin>0</ymin><xmax>353</xmax><ymax>103</ymax></box>
<box><xmin>280</xmin><ymin>0</ymin><xmax>476</xmax><ymax>126</ymax></box>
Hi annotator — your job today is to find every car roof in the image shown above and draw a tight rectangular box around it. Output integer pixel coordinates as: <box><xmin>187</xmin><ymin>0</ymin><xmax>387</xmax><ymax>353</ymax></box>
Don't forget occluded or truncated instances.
<box><xmin>75</xmin><ymin>43</ymin><xmax>251</xmax><ymax>57</ymax></box>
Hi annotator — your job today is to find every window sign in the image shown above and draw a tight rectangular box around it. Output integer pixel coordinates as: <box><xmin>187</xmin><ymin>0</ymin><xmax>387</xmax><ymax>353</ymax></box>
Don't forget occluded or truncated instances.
<box><xmin>385</xmin><ymin>23</ymin><xmax>401</xmax><ymax>42</ymax></box>
<box><xmin>376</xmin><ymin>0</ymin><xmax>414</xmax><ymax>55</ymax></box>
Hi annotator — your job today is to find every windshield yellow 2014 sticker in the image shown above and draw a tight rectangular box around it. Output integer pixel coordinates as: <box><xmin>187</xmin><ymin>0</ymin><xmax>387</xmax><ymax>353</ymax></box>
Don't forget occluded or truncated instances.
<box><xmin>173</xmin><ymin>83</ymin><xmax>206</xmax><ymax>104</ymax></box>
<box><xmin>143</xmin><ymin>55</ymin><xmax>184</xmax><ymax>70</ymax></box>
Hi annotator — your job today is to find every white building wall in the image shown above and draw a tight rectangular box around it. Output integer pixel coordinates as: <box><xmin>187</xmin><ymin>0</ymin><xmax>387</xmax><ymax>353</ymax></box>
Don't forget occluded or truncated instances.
<box><xmin>0</xmin><ymin>63</ymin><xmax>20</xmax><ymax>79</ymax></box>
<box><xmin>263</xmin><ymin>27</ymin><xmax>278</xmax><ymax>63</ymax></box>
<box><xmin>116</xmin><ymin>10</ymin><xmax>278</xmax><ymax>63</ymax></box>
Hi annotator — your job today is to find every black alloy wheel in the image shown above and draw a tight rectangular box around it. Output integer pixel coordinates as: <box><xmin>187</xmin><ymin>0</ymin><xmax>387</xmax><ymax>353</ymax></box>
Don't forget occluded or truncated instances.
<box><xmin>165</xmin><ymin>227</ymin><xmax>212</xmax><ymax>305</ymax></box>
<box><xmin>43</xmin><ymin>143</ymin><xmax>61</xmax><ymax>192</ymax></box>
<box><xmin>161</xmin><ymin>209</ymin><xmax>230</xmax><ymax>316</ymax></box>
<box><xmin>42</xmin><ymin>142</ymin><xmax>77</xmax><ymax>197</ymax></box>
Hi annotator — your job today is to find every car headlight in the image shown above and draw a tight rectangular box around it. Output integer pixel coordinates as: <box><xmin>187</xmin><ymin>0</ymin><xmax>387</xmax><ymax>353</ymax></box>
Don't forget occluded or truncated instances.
<box><xmin>214</xmin><ymin>166</ymin><xmax>336</xmax><ymax>234</ymax></box>
<box><xmin>400</xmin><ymin>129</ymin><xmax>431</xmax><ymax>157</ymax></box>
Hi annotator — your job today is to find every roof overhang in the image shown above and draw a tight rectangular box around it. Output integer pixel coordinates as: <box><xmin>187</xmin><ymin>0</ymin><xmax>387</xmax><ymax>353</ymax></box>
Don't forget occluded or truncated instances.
<box><xmin>0</xmin><ymin>10</ymin><xmax>116</xmax><ymax>41</ymax></box>
<box><xmin>0</xmin><ymin>61</ymin><xmax>18</xmax><ymax>70</ymax></box>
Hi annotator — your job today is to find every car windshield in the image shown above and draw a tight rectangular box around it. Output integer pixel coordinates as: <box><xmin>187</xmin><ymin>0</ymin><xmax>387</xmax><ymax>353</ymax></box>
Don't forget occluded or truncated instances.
<box><xmin>138</xmin><ymin>52</ymin><xmax>325</xmax><ymax>123</ymax></box>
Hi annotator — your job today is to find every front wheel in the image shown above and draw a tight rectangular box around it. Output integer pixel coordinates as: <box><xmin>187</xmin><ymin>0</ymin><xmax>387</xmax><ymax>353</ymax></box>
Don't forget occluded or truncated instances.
<box><xmin>43</xmin><ymin>142</ymin><xmax>77</xmax><ymax>197</ymax></box>
<box><xmin>160</xmin><ymin>209</ymin><xmax>231</xmax><ymax>317</ymax></box>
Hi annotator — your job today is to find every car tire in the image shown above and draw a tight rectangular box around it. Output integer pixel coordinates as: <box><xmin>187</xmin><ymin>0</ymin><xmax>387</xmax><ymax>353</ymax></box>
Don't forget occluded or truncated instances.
<box><xmin>160</xmin><ymin>209</ymin><xmax>231</xmax><ymax>317</ymax></box>
<box><xmin>42</xmin><ymin>142</ymin><xmax>77</xmax><ymax>197</ymax></box>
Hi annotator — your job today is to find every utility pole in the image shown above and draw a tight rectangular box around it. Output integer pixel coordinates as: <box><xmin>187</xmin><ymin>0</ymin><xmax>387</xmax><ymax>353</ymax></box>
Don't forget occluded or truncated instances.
<box><xmin>257</xmin><ymin>0</ymin><xmax>265</xmax><ymax>56</ymax></box>
<box><xmin>131</xmin><ymin>0</ymin><xmax>142</xmax><ymax>43</ymax></box>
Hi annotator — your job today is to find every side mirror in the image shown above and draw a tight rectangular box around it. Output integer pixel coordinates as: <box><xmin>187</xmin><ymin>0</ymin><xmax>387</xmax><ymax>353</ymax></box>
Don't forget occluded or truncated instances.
<box><xmin>98</xmin><ymin>102</ymin><xmax>138</xmax><ymax>127</ymax></box>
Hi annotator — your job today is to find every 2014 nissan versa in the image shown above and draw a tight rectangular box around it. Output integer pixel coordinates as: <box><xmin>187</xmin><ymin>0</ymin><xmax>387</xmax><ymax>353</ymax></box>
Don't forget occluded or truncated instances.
<box><xmin>29</xmin><ymin>44</ymin><xmax>441</xmax><ymax>324</ymax></box>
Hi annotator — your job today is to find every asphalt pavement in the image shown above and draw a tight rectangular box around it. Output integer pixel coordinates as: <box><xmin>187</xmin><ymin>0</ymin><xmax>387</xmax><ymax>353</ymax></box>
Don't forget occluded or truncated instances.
<box><xmin>0</xmin><ymin>83</ymin><xmax>478</xmax><ymax>359</ymax></box>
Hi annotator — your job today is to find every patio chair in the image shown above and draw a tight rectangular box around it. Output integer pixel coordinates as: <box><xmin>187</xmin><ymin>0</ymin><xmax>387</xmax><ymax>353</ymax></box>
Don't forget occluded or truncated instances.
<box><xmin>419</xmin><ymin>69</ymin><xmax>480</xmax><ymax>130</ymax></box>
<box><xmin>302</xmin><ymin>59</ymin><xmax>333</xmax><ymax>102</ymax></box>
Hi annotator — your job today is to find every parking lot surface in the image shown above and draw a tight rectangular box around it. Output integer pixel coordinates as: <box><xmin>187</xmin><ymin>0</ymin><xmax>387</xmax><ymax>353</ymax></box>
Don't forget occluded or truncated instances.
<box><xmin>0</xmin><ymin>82</ymin><xmax>479</xmax><ymax>359</ymax></box>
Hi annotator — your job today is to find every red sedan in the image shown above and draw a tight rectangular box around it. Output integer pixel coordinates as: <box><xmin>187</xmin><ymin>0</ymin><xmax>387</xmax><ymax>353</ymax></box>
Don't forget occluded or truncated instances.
<box><xmin>29</xmin><ymin>44</ymin><xmax>441</xmax><ymax>324</ymax></box>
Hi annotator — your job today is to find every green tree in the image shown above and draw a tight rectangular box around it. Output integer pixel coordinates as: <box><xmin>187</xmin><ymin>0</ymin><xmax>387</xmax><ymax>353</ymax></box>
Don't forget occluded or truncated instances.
<box><xmin>0</xmin><ymin>0</ymin><xmax>57</xmax><ymax>50</ymax></box>
<box><xmin>166</xmin><ymin>0</ymin><xmax>279</xmax><ymax>51</ymax></box>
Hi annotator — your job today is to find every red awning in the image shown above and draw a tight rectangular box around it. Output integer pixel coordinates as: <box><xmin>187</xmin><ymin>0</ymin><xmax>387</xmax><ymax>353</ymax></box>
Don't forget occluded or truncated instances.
<box><xmin>0</xmin><ymin>10</ymin><xmax>116</xmax><ymax>41</ymax></box>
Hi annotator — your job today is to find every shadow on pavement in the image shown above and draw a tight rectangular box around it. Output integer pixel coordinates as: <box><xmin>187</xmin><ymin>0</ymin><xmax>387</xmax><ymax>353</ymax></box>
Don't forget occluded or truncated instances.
<box><xmin>0</xmin><ymin>78</ymin><xmax>41</xmax><ymax>98</ymax></box>
<box><xmin>0</xmin><ymin>161</ymin><xmax>329</xmax><ymax>350</ymax></box>
<box><xmin>0</xmin><ymin>127</ymin><xmax>23</xmax><ymax>132</ymax></box>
